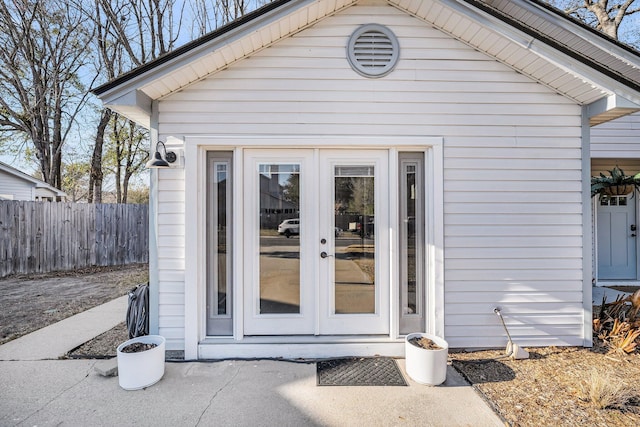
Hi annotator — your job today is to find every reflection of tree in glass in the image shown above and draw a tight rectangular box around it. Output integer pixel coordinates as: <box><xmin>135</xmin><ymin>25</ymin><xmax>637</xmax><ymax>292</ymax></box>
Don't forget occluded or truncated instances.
<box><xmin>334</xmin><ymin>177</ymin><xmax>374</xmax><ymax>215</ymax></box>
<box><xmin>282</xmin><ymin>173</ymin><xmax>299</xmax><ymax>205</ymax></box>
<box><xmin>349</xmin><ymin>177</ymin><xmax>374</xmax><ymax>215</ymax></box>
<box><xmin>335</xmin><ymin>178</ymin><xmax>355</xmax><ymax>213</ymax></box>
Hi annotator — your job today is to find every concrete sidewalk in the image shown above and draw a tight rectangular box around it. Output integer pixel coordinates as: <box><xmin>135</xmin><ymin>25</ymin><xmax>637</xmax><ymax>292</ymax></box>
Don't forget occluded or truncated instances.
<box><xmin>0</xmin><ymin>295</ymin><xmax>128</xmax><ymax>361</ymax></box>
<box><xmin>0</xmin><ymin>298</ymin><xmax>504</xmax><ymax>427</ymax></box>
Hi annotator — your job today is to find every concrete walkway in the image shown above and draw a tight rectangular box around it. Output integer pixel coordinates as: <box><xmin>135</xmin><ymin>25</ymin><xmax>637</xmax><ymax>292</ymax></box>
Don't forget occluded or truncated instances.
<box><xmin>592</xmin><ymin>286</ymin><xmax>631</xmax><ymax>305</ymax></box>
<box><xmin>0</xmin><ymin>297</ymin><xmax>505</xmax><ymax>426</ymax></box>
<box><xmin>0</xmin><ymin>295</ymin><xmax>128</xmax><ymax>361</ymax></box>
<box><xmin>0</xmin><ymin>359</ymin><xmax>503</xmax><ymax>426</ymax></box>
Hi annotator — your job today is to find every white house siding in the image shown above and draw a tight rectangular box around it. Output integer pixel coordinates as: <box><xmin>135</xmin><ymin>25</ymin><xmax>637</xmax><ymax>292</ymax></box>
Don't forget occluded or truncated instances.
<box><xmin>156</xmin><ymin>168</ymin><xmax>186</xmax><ymax>349</ymax></box>
<box><xmin>157</xmin><ymin>3</ymin><xmax>585</xmax><ymax>349</ymax></box>
<box><xmin>591</xmin><ymin>112</ymin><xmax>640</xmax><ymax>159</ymax></box>
<box><xmin>0</xmin><ymin>172</ymin><xmax>34</xmax><ymax>200</ymax></box>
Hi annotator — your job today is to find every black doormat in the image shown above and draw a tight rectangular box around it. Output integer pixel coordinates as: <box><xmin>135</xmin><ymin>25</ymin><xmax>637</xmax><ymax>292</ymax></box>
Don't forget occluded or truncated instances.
<box><xmin>316</xmin><ymin>357</ymin><xmax>408</xmax><ymax>386</ymax></box>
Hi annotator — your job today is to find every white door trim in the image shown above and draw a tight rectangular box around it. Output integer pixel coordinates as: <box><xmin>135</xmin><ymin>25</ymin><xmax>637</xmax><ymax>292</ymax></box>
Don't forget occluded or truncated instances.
<box><xmin>183</xmin><ymin>135</ymin><xmax>444</xmax><ymax>359</ymax></box>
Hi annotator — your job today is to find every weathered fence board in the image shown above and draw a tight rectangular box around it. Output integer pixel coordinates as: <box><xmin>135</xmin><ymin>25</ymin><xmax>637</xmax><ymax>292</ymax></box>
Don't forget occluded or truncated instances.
<box><xmin>0</xmin><ymin>201</ymin><xmax>148</xmax><ymax>277</ymax></box>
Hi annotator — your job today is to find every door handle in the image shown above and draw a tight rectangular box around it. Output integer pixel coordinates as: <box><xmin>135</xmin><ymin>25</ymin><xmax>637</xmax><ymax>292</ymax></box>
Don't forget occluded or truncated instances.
<box><xmin>320</xmin><ymin>251</ymin><xmax>333</xmax><ymax>258</ymax></box>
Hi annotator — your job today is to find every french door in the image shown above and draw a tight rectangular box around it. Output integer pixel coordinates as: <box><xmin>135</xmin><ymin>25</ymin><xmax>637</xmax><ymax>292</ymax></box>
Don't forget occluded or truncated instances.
<box><xmin>243</xmin><ymin>149</ymin><xmax>389</xmax><ymax>335</ymax></box>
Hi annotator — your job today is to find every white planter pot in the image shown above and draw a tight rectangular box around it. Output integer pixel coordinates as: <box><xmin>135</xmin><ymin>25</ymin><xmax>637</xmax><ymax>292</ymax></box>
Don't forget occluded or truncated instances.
<box><xmin>116</xmin><ymin>335</ymin><xmax>166</xmax><ymax>390</ymax></box>
<box><xmin>404</xmin><ymin>332</ymin><xmax>448</xmax><ymax>386</ymax></box>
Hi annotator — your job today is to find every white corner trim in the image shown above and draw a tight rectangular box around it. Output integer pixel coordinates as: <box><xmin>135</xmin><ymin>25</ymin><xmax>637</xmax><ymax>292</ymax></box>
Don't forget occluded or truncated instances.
<box><xmin>427</xmin><ymin>141</ymin><xmax>445</xmax><ymax>338</ymax></box>
<box><xmin>581</xmin><ymin>107</ymin><xmax>593</xmax><ymax>347</ymax></box>
<box><xmin>184</xmin><ymin>141</ymin><xmax>202</xmax><ymax>360</ymax></box>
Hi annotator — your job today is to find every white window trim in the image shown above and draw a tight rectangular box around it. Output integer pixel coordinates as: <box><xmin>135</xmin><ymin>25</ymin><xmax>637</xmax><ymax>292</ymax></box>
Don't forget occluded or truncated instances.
<box><xmin>183</xmin><ymin>135</ymin><xmax>444</xmax><ymax>360</ymax></box>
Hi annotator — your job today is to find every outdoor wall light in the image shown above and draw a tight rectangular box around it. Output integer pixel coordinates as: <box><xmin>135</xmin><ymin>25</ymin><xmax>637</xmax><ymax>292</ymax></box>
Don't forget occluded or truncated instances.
<box><xmin>145</xmin><ymin>141</ymin><xmax>177</xmax><ymax>168</ymax></box>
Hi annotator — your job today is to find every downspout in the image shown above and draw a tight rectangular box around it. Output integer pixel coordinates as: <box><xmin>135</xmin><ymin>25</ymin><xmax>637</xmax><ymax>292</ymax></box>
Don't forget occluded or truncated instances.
<box><xmin>581</xmin><ymin>106</ymin><xmax>593</xmax><ymax>347</ymax></box>
<box><xmin>148</xmin><ymin>100</ymin><xmax>160</xmax><ymax>336</ymax></box>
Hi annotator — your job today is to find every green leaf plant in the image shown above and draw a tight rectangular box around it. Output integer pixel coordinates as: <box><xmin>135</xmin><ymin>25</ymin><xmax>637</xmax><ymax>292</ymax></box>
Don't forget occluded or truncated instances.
<box><xmin>591</xmin><ymin>166</ymin><xmax>640</xmax><ymax>198</ymax></box>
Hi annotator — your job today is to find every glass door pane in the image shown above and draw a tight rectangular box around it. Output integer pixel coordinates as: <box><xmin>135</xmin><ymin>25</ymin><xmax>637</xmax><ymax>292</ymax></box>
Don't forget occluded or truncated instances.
<box><xmin>207</xmin><ymin>152</ymin><xmax>233</xmax><ymax>336</ymax></box>
<box><xmin>244</xmin><ymin>150</ymin><xmax>314</xmax><ymax>336</ymax></box>
<box><xmin>319</xmin><ymin>150</ymin><xmax>389</xmax><ymax>336</ymax></box>
<box><xmin>334</xmin><ymin>166</ymin><xmax>375</xmax><ymax>314</ymax></box>
<box><xmin>399</xmin><ymin>153</ymin><xmax>425</xmax><ymax>334</ymax></box>
<box><xmin>259</xmin><ymin>164</ymin><xmax>301</xmax><ymax>314</ymax></box>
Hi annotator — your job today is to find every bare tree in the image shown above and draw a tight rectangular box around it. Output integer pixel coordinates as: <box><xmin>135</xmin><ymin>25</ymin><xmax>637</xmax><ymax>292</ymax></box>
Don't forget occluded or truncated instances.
<box><xmin>89</xmin><ymin>0</ymin><xmax>183</xmax><ymax>203</ymax></box>
<box><xmin>546</xmin><ymin>0</ymin><xmax>640</xmax><ymax>40</ymax></box>
<box><xmin>189</xmin><ymin>0</ymin><xmax>272</xmax><ymax>37</ymax></box>
<box><xmin>0</xmin><ymin>0</ymin><xmax>94</xmax><ymax>189</ymax></box>
<box><xmin>106</xmin><ymin>117</ymin><xmax>148</xmax><ymax>203</ymax></box>
<box><xmin>96</xmin><ymin>0</ymin><xmax>183</xmax><ymax>65</ymax></box>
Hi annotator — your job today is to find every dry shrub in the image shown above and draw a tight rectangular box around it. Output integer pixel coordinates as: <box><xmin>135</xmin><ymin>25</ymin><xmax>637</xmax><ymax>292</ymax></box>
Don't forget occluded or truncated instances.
<box><xmin>579</xmin><ymin>369</ymin><xmax>636</xmax><ymax>410</ymax></box>
<box><xmin>602</xmin><ymin>319</ymin><xmax>640</xmax><ymax>355</ymax></box>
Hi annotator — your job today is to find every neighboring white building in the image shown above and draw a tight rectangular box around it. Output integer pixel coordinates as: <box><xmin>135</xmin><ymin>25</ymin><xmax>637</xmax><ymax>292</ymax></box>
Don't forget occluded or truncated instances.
<box><xmin>591</xmin><ymin>112</ymin><xmax>640</xmax><ymax>284</ymax></box>
<box><xmin>94</xmin><ymin>0</ymin><xmax>640</xmax><ymax>360</ymax></box>
<box><xmin>0</xmin><ymin>161</ymin><xmax>67</xmax><ymax>201</ymax></box>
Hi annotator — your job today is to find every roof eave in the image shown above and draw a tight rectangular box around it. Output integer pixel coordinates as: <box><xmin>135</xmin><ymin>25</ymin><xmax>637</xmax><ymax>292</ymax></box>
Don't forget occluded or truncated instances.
<box><xmin>92</xmin><ymin>0</ymin><xmax>297</xmax><ymax>97</ymax></box>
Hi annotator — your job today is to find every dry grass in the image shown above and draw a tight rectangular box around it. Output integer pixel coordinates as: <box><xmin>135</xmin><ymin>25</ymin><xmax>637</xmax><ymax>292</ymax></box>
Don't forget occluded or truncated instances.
<box><xmin>452</xmin><ymin>346</ymin><xmax>640</xmax><ymax>426</ymax></box>
<box><xmin>453</xmin><ymin>298</ymin><xmax>640</xmax><ymax>426</ymax></box>
<box><xmin>578</xmin><ymin>368</ymin><xmax>636</xmax><ymax>410</ymax></box>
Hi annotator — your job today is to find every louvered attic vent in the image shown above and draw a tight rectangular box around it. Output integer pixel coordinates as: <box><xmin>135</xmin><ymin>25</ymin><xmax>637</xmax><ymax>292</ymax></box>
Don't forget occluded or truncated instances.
<box><xmin>347</xmin><ymin>24</ymin><xmax>399</xmax><ymax>78</ymax></box>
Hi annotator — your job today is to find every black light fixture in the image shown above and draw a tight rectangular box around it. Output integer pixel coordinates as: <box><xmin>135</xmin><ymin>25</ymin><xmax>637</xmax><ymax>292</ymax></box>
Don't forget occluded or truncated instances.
<box><xmin>145</xmin><ymin>141</ymin><xmax>177</xmax><ymax>168</ymax></box>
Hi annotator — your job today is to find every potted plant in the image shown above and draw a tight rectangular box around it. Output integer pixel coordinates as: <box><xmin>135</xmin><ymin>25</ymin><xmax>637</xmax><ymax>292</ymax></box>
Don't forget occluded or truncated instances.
<box><xmin>404</xmin><ymin>332</ymin><xmax>448</xmax><ymax>385</ymax></box>
<box><xmin>591</xmin><ymin>166</ymin><xmax>640</xmax><ymax>198</ymax></box>
<box><xmin>116</xmin><ymin>334</ymin><xmax>166</xmax><ymax>390</ymax></box>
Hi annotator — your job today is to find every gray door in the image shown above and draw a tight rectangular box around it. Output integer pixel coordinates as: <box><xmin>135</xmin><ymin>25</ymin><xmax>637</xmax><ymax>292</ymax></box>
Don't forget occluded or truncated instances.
<box><xmin>597</xmin><ymin>195</ymin><xmax>637</xmax><ymax>280</ymax></box>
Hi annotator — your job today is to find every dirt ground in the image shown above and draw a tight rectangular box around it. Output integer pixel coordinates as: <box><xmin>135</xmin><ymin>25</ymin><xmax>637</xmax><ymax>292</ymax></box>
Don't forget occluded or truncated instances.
<box><xmin>0</xmin><ymin>264</ymin><xmax>148</xmax><ymax>345</ymax></box>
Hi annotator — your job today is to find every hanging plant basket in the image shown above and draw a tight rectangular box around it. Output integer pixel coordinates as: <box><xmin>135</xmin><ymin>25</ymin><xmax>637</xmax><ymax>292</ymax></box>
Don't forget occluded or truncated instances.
<box><xmin>591</xmin><ymin>166</ymin><xmax>640</xmax><ymax>198</ymax></box>
<box><xmin>603</xmin><ymin>184</ymin><xmax>634</xmax><ymax>196</ymax></box>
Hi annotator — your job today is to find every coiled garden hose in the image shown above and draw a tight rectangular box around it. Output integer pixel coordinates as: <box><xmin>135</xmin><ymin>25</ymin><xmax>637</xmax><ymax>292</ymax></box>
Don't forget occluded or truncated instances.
<box><xmin>126</xmin><ymin>283</ymin><xmax>149</xmax><ymax>339</ymax></box>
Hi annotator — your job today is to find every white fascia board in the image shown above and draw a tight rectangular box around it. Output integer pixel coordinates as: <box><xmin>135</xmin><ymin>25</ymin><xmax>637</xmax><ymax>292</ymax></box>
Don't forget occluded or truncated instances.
<box><xmin>586</xmin><ymin>94</ymin><xmax>640</xmax><ymax>121</ymax></box>
<box><xmin>432</xmin><ymin>0</ymin><xmax>638</xmax><ymax>104</ymax></box>
<box><xmin>104</xmin><ymin>90</ymin><xmax>153</xmax><ymax>128</ymax></box>
<box><xmin>506</xmin><ymin>0</ymin><xmax>640</xmax><ymax>70</ymax></box>
<box><xmin>96</xmin><ymin>0</ymin><xmax>346</xmax><ymax>105</ymax></box>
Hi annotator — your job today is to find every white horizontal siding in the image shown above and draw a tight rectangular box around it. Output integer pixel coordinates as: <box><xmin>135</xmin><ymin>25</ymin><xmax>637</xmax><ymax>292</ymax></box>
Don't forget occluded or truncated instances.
<box><xmin>591</xmin><ymin>112</ymin><xmax>640</xmax><ymax>158</ymax></box>
<box><xmin>157</xmin><ymin>166</ymin><xmax>186</xmax><ymax>350</ymax></box>
<box><xmin>0</xmin><ymin>171</ymin><xmax>34</xmax><ymax>201</ymax></box>
<box><xmin>158</xmin><ymin>3</ymin><xmax>585</xmax><ymax>349</ymax></box>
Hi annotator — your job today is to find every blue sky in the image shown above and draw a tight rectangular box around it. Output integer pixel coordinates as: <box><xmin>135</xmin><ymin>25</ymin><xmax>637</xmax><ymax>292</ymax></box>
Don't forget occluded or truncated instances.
<box><xmin>2</xmin><ymin>0</ymin><xmax>639</xmax><ymax>180</ymax></box>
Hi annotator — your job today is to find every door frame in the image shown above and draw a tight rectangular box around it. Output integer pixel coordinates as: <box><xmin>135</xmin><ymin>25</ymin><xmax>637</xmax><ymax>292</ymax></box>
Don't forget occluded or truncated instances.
<box><xmin>594</xmin><ymin>194</ymin><xmax>640</xmax><ymax>283</ymax></box>
<box><xmin>183</xmin><ymin>136</ymin><xmax>444</xmax><ymax>360</ymax></box>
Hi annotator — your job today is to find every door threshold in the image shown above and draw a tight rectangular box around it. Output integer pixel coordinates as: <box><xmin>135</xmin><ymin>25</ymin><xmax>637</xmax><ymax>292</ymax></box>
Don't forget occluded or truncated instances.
<box><xmin>198</xmin><ymin>339</ymin><xmax>406</xmax><ymax>360</ymax></box>
<box><xmin>595</xmin><ymin>281</ymin><xmax>640</xmax><ymax>287</ymax></box>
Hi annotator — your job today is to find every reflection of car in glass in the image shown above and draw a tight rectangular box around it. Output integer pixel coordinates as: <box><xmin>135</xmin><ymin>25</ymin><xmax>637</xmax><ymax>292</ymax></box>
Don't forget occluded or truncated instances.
<box><xmin>278</xmin><ymin>219</ymin><xmax>342</xmax><ymax>238</ymax></box>
<box><xmin>352</xmin><ymin>216</ymin><xmax>374</xmax><ymax>237</ymax></box>
<box><xmin>278</xmin><ymin>219</ymin><xmax>299</xmax><ymax>238</ymax></box>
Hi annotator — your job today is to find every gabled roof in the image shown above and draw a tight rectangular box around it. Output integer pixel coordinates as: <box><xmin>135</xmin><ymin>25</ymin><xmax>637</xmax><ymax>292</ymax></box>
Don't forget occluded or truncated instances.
<box><xmin>0</xmin><ymin>161</ymin><xmax>68</xmax><ymax>198</ymax></box>
<box><xmin>93</xmin><ymin>0</ymin><xmax>640</xmax><ymax>126</ymax></box>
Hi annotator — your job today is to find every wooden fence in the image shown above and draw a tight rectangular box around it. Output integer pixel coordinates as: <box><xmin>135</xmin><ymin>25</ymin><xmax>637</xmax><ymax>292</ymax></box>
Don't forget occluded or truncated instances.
<box><xmin>0</xmin><ymin>201</ymin><xmax>148</xmax><ymax>277</ymax></box>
